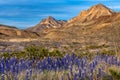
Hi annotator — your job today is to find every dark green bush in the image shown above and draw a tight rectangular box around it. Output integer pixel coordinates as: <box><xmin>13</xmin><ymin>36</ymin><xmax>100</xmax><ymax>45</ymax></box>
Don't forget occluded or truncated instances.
<box><xmin>1</xmin><ymin>46</ymin><xmax>63</xmax><ymax>59</ymax></box>
<box><xmin>86</xmin><ymin>45</ymin><xmax>109</xmax><ymax>49</ymax></box>
<box><xmin>102</xmin><ymin>75</ymin><xmax>113</xmax><ymax>80</ymax></box>
<box><xmin>25</xmin><ymin>46</ymin><xmax>49</xmax><ymax>59</ymax></box>
<box><xmin>50</xmin><ymin>49</ymin><xmax>63</xmax><ymax>57</ymax></box>
<box><xmin>98</xmin><ymin>50</ymin><xmax>115</xmax><ymax>56</ymax></box>
<box><xmin>109</xmin><ymin>69</ymin><xmax>120</xmax><ymax>80</ymax></box>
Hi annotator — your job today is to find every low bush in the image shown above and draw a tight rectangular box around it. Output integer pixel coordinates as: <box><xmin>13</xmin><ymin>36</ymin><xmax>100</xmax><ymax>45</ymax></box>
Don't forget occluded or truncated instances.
<box><xmin>109</xmin><ymin>69</ymin><xmax>120</xmax><ymax>80</ymax></box>
<box><xmin>1</xmin><ymin>46</ymin><xmax>63</xmax><ymax>59</ymax></box>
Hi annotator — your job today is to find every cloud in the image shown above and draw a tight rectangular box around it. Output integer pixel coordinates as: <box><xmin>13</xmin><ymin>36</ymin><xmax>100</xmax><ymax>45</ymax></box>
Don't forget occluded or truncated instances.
<box><xmin>109</xmin><ymin>6</ymin><xmax>120</xmax><ymax>9</ymax></box>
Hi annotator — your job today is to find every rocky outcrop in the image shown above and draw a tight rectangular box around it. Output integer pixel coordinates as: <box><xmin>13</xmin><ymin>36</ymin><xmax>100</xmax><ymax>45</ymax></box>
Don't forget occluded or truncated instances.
<box><xmin>27</xmin><ymin>16</ymin><xmax>67</xmax><ymax>33</ymax></box>
<box><xmin>44</xmin><ymin>4</ymin><xmax>120</xmax><ymax>47</ymax></box>
<box><xmin>68</xmin><ymin>4</ymin><xmax>115</xmax><ymax>23</ymax></box>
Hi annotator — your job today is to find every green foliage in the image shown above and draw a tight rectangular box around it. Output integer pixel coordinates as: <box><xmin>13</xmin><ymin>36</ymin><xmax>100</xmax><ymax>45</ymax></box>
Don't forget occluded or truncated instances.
<box><xmin>76</xmin><ymin>51</ymin><xmax>93</xmax><ymax>60</ymax></box>
<box><xmin>109</xmin><ymin>69</ymin><xmax>120</xmax><ymax>80</ymax></box>
<box><xmin>25</xmin><ymin>46</ymin><xmax>63</xmax><ymax>59</ymax></box>
<box><xmin>86</xmin><ymin>45</ymin><xmax>109</xmax><ymax>49</ymax></box>
<box><xmin>98</xmin><ymin>50</ymin><xmax>116</xmax><ymax>56</ymax></box>
<box><xmin>102</xmin><ymin>75</ymin><xmax>113</xmax><ymax>80</ymax></box>
<box><xmin>1</xmin><ymin>52</ymin><xmax>9</xmax><ymax>58</ymax></box>
<box><xmin>50</xmin><ymin>49</ymin><xmax>63</xmax><ymax>57</ymax></box>
<box><xmin>25</xmin><ymin>46</ymin><xmax>49</xmax><ymax>59</ymax></box>
<box><xmin>1</xmin><ymin>51</ymin><xmax>27</xmax><ymax>59</ymax></box>
<box><xmin>13</xmin><ymin>51</ymin><xmax>27</xmax><ymax>59</ymax></box>
<box><xmin>1</xmin><ymin>46</ymin><xmax>63</xmax><ymax>59</ymax></box>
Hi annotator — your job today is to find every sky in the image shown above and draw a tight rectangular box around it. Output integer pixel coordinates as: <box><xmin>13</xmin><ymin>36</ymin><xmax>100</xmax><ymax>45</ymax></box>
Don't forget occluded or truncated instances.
<box><xmin>0</xmin><ymin>0</ymin><xmax>120</xmax><ymax>29</ymax></box>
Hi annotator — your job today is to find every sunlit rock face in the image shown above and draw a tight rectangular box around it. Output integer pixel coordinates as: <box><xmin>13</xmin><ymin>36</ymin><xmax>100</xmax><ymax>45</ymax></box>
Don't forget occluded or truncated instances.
<box><xmin>27</xmin><ymin>16</ymin><xmax>67</xmax><ymax>33</ymax></box>
<box><xmin>68</xmin><ymin>4</ymin><xmax>115</xmax><ymax>23</ymax></box>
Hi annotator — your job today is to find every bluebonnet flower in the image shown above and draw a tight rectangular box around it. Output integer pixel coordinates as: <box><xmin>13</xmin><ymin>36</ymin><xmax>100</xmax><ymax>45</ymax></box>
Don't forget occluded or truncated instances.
<box><xmin>25</xmin><ymin>70</ymin><xmax>29</xmax><ymax>80</ymax></box>
<box><xmin>1</xmin><ymin>74</ymin><xmax>4</xmax><ymax>80</ymax></box>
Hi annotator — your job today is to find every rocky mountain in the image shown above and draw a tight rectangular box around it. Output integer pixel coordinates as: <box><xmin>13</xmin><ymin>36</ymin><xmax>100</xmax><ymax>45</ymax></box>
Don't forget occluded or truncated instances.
<box><xmin>27</xmin><ymin>16</ymin><xmax>67</xmax><ymax>33</ymax></box>
<box><xmin>0</xmin><ymin>4</ymin><xmax>120</xmax><ymax>53</ymax></box>
<box><xmin>44</xmin><ymin>4</ymin><xmax>120</xmax><ymax>49</ymax></box>
<box><xmin>0</xmin><ymin>24</ymin><xmax>39</xmax><ymax>39</ymax></box>
<box><xmin>68</xmin><ymin>4</ymin><xmax>115</xmax><ymax>23</ymax></box>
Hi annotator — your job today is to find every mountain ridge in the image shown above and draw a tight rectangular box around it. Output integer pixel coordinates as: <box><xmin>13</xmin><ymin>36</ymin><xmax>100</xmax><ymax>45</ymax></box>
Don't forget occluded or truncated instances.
<box><xmin>0</xmin><ymin>24</ymin><xmax>40</xmax><ymax>39</ymax></box>
<box><xmin>68</xmin><ymin>4</ymin><xmax>115</xmax><ymax>24</ymax></box>
<box><xmin>0</xmin><ymin>3</ymin><xmax>120</xmax><ymax>53</ymax></box>
<box><xmin>43</xmin><ymin>4</ymin><xmax>120</xmax><ymax>48</ymax></box>
<box><xmin>27</xmin><ymin>16</ymin><xmax>67</xmax><ymax>33</ymax></box>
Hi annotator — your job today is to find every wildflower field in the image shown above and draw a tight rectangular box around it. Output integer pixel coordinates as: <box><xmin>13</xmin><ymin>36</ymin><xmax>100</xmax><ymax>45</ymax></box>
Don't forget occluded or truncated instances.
<box><xmin>0</xmin><ymin>52</ymin><xmax>120</xmax><ymax>80</ymax></box>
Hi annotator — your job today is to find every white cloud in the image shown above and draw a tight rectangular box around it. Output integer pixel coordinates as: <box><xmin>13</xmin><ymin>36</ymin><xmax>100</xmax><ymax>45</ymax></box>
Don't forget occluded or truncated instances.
<box><xmin>109</xmin><ymin>6</ymin><xmax>120</xmax><ymax>9</ymax></box>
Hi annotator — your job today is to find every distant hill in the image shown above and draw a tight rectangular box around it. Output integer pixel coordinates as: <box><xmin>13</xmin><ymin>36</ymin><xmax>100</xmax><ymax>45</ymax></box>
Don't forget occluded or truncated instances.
<box><xmin>43</xmin><ymin>4</ymin><xmax>120</xmax><ymax>51</ymax></box>
<box><xmin>0</xmin><ymin>24</ymin><xmax>18</xmax><ymax>29</ymax></box>
<box><xmin>0</xmin><ymin>24</ymin><xmax>40</xmax><ymax>39</ymax></box>
<box><xmin>27</xmin><ymin>16</ymin><xmax>67</xmax><ymax>33</ymax></box>
<box><xmin>0</xmin><ymin>4</ymin><xmax>120</xmax><ymax>53</ymax></box>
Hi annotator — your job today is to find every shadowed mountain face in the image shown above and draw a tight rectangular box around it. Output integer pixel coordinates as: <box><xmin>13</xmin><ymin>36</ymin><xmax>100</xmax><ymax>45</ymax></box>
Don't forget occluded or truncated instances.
<box><xmin>27</xmin><ymin>16</ymin><xmax>67</xmax><ymax>33</ymax></box>
<box><xmin>0</xmin><ymin>24</ymin><xmax>39</xmax><ymax>39</ymax></box>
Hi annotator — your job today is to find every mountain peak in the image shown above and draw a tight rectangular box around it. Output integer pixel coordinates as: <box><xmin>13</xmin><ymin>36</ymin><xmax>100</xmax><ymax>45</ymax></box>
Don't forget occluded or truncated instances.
<box><xmin>40</xmin><ymin>16</ymin><xmax>56</xmax><ymax>23</ymax></box>
<box><xmin>83</xmin><ymin>4</ymin><xmax>114</xmax><ymax>17</ymax></box>
<box><xmin>69</xmin><ymin>4</ymin><xmax>115</xmax><ymax>23</ymax></box>
<box><xmin>27</xmin><ymin>16</ymin><xmax>67</xmax><ymax>32</ymax></box>
<box><xmin>89</xmin><ymin>4</ymin><xmax>114</xmax><ymax>12</ymax></box>
<box><xmin>46</xmin><ymin>16</ymin><xmax>56</xmax><ymax>21</ymax></box>
<box><xmin>79</xmin><ymin>4</ymin><xmax>115</xmax><ymax>20</ymax></box>
<box><xmin>92</xmin><ymin>4</ymin><xmax>106</xmax><ymax>8</ymax></box>
<box><xmin>47</xmin><ymin>16</ymin><xmax>54</xmax><ymax>19</ymax></box>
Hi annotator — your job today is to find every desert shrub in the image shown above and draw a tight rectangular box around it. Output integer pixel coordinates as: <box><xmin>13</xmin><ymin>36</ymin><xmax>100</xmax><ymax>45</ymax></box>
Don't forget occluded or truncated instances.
<box><xmin>86</xmin><ymin>45</ymin><xmax>109</xmax><ymax>49</ymax></box>
<box><xmin>50</xmin><ymin>49</ymin><xmax>63</xmax><ymax>57</ymax></box>
<box><xmin>26</xmin><ymin>46</ymin><xmax>63</xmax><ymax>58</ymax></box>
<box><xmin>98</xmin><ymin>50</ymin><xmax>115</xmax><ymax>56</ymax></box>
<box><xmin>1</xmin><ymin>52</ymin><xmax>9</xmax><ymax>58</ymax></box>
<box><xmin>76</xmin><ymin>51</ymin><xmax>93</xmax><ymax>60</ymax></box>
<box><xmin>1</xmin><ymin>46</ymin><xmax>64</xmax><ymax>59</ymax></box>
<box><xmin>109</xmin><ymin>69</ymin><xmax>120</xmax><ymax>80</ymax></box>
<box><xmin>25</xmin><ymin>46</ymin><xmax>49</xmax><ymax>59</ymax></box>
<box><xmin>14</xmin><ymin>51</ymin><xmax>27</xmax><ymax>59</ymax></box>
<box><xmin>1</xmin><ymin>51</ymin><xmax>27</xmax><ymax>59</ymax></box>
<box><xmin>102</xmin><ymin>75</ymin><xmax>113</xmax><ymax>80</ymax></box>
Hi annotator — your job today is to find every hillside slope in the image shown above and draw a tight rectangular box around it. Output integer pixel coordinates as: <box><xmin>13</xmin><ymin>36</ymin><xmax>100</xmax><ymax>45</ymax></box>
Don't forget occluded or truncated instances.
<box><xmin>0</xmin><ymin>24</ymin><xmax>39</xmax><ymax>39</ymax></box>
<box><xmin>44</xmin><ymin>4</ymin><xmax>120</xmax><ymax>49</ymax></box>
<box><xmin>27</xmin><ymin>16</ymin><xmax>67</xmax><ymax>33</ymax></box>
